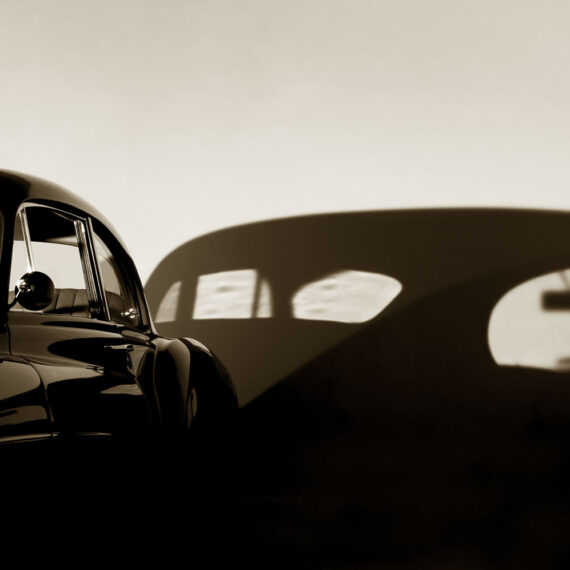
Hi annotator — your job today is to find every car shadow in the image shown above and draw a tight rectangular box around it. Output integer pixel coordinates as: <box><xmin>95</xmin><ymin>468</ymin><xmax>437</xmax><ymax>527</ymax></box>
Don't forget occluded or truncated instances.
<box><xmin>144</xmin><ymin>208</ymin><xmax>570</xmax><ymax>567</ymax></box>
<box><xmin>146</xmin><ymin>208</ymin><xmax>570</xmax><ymax>404</ymax></box>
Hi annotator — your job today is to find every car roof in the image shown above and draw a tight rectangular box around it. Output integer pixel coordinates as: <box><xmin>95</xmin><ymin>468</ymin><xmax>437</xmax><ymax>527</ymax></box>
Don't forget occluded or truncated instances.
<box><xmin>0</xmin><ymin>169</ymin><xmax>128</xmax><ymax>251</ymax></box>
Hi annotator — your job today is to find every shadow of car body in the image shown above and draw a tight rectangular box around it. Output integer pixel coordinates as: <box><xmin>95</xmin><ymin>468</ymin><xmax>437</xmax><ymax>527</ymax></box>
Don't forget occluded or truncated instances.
<box><xmin>145</xmin><ymin>208</ymin><xmax>570</xmax><ymax>564</ymax></box>
<box><xmin>147</xmin><ymin>208</ymin><xmax>570</xmax><ymax>405</ymax></box>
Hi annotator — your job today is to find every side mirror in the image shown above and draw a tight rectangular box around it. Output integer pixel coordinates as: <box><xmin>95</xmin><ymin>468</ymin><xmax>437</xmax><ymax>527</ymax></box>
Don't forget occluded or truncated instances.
<box><xmin>542</xmin><ymin>290</ymin><xmax>570</xmax><ymax>311</ymax></box>
<box><xmin>14</xmin><ymin>272</ymin><xmax>55</xmax><ymax>311</ymax></box>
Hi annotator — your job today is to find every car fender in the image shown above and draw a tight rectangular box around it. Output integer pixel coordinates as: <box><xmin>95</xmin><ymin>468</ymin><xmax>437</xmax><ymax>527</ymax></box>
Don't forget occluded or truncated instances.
<box><xmin>153</xmin><ymin>336</ymin><xmax>238</xmax><ymax>435</ymax></box>
<box><xmin>179</xmin><ymin>337</ymin><xmax>239</xmax><ymax>433</ymax></box>
<box><xmin>153</xmin><ymin>337</ymin><xmax>191</xmax><ymax>433</ymax></box>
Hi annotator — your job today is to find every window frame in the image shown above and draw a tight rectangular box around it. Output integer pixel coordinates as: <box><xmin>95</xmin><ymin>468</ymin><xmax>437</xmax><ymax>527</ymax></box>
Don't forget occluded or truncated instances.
<box><xmin>10</xmin><ymin>203</ymin><xmax>151</xmax><ymax>332</ymax></box>
<box><xmin>89</xmin><ymin>218</ymin><xmax>152</xmax><ymax>332</ymax></box>
<box><xmin>11</xmin><ymin>204</ymin><xmax>108</xmax><ymax>321</ymax></box>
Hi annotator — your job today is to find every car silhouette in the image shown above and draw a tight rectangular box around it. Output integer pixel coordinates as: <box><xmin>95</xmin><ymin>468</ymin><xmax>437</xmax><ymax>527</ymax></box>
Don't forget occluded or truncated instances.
<box><xmin>0</xmin><ymin>170</ymin><xmax>238</xmax><ymax>446</ymax></box>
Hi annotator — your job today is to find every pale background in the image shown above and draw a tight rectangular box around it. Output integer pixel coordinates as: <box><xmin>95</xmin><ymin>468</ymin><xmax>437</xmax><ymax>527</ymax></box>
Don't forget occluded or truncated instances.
<box><xmin>2</xmin><ymin>0</ymin><xmax>570</xmax><ymax>284</ymax></box>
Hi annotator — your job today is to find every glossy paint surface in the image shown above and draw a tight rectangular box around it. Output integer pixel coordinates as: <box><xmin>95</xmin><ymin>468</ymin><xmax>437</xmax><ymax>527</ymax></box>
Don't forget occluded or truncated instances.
<box><xmin>0</xmin><ymin>170</ymin><xmax>237</xmax><ymax>446</ymax></box>
<box><xmin>7</xmin><ymin>312</ymin><xmax>154</xmax><ymax>437</ymax></box>
<box><xmin>0</xmin><ymin>355</ymin><xmax>51</xmax><ymax>441</ymax></box>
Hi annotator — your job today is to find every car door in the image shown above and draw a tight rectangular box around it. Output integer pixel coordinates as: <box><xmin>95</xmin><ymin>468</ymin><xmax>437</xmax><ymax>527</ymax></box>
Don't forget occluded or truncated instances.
<box><xmin>7</xmin><ymin>204</ymin><xmax>158</xmax><ymax>438</ymax></box>
<box><xmin>0</xmin><ymin>351</ymin><xmax>53</xmax><ymax>443</ymax></box>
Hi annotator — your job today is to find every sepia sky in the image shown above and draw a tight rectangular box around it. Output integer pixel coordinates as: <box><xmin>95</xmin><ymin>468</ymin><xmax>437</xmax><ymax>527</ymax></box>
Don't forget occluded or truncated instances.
<box><xmin>2</xmin><ymin>0</ymin><xmax>570</xmax><ymax>281</ymax></box>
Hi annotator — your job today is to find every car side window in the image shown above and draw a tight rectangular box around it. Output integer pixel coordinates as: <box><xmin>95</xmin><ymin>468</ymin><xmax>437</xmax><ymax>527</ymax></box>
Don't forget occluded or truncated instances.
<box><xmin>9</xmin><ymin>206</ymin><xmax>92</xmax><ymax>317</ymax></box>
<box><xmin>92</xmin><ymin>230</ymin><xmax>142</xmax><ymax>329</ymax></box>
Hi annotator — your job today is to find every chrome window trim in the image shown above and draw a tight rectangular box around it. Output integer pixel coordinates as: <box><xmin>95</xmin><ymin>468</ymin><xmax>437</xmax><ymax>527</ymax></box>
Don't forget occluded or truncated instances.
<box><xmin>89</xmin><ymin>222</ymin><xmax>147</xmax><ymax>331</ymax></box>
<box><xmin>75</xmin><ymin>216</ymin><xmax>110</xmax><ymax>321</ymax></box>
<box><xmin>17</xmin><ymin>208</ymin><xmax>35</xmax><ymax>272</ymax></box>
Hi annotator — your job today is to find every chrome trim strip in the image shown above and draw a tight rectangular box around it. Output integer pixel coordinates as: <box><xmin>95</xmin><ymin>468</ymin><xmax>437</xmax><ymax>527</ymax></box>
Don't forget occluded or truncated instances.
<box><xmin>0</xmin><ymin>433</ymin><xmax>52</xmax><ymax>445</ymax></box>
<box><xmin>85</xmin><ymin>217</ymin><xmax>111</xmax><ymax>320</ymax></box>
<box><xmin>18</xmin><ymin>208</ymin><xmax>35</xmax><ymax>272</ymax></box>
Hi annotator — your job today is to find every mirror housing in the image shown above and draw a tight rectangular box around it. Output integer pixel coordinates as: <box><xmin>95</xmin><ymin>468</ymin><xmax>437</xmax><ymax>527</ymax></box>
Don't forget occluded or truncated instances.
<box><xmin>15</xmin><ymin>272</ymin><xmax>55</xmax><ymax>311</ymax></box>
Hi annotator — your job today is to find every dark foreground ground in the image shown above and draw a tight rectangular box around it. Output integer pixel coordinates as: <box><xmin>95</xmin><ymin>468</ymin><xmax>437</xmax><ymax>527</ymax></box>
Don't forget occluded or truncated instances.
<box><xmin>3</xmin><ymin>410</ymin><xmax>570</xmax><ymax>570</ymax></box>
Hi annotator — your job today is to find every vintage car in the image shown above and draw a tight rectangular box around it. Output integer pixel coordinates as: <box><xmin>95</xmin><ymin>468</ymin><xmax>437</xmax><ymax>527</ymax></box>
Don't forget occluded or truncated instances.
<box><xmin>0</xmin><ymin>170</ymin><xmax>238</xmax><ymax>447</ymax></box>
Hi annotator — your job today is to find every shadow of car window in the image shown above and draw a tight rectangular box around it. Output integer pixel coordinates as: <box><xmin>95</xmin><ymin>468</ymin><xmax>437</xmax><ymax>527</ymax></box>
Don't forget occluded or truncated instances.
<box><xmin>489</xmin><ymin>267</ymin><xmax>570</xmax><ymax>370</ymax></box>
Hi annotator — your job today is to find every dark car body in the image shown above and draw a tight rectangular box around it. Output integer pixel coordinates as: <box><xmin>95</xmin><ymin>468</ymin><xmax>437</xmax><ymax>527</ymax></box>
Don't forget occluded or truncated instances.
<box><xmin>0</xmin><ymin>170</ymin><xmax>237</xmax><ymax>446</ymax></box>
